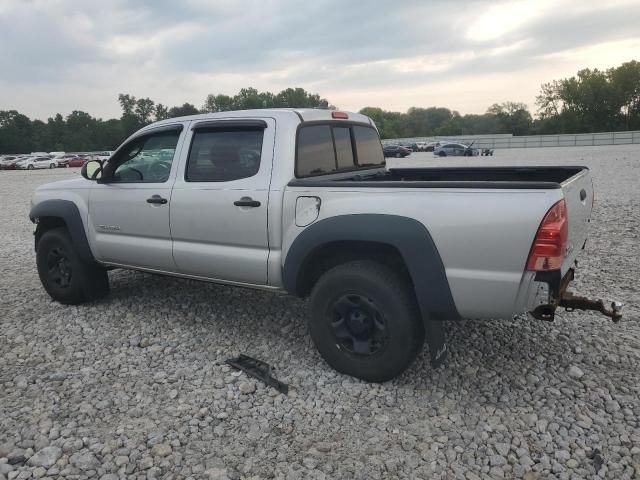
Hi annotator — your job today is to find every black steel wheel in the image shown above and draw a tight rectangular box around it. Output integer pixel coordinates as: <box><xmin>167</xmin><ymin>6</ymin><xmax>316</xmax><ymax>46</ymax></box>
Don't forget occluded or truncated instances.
<box><xmin>45</xmin><ymin>245</ymin><xmax>73</xmax><ymax>289</ymax></box>
<box><xmin>36</xmin><ymin>227</ymin><xmax>109</xmax><ymax>304</ymax></box>
<box><xmin>330</xmin><ymin>294</ymin><xmax>388</xmax><ymax>356</ymax></box>
<box><xmin>309</xmin><ymin>260</ymin><xmax>425</xmax><ymax>382</ymax></box>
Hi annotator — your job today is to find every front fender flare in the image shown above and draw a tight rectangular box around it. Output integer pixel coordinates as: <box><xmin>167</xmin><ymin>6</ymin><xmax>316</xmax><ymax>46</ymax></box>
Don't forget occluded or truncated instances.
<box><xmin>30</xmin><ymin>199</ymin><xmax>95</xmax><ymax>263</ymax></box>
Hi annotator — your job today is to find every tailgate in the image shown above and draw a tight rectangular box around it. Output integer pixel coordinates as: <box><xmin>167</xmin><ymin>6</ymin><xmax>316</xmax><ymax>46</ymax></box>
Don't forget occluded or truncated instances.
<box><xmin>560</xmin><ymin>168</ymin><xmax>593</xmax><ymax>274</ymax></box>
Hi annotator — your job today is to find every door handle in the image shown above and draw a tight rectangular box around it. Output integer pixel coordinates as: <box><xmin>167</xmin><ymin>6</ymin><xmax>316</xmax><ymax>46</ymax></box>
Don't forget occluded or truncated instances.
<box><xmin>147</xmin><ymin>195</ymin><xmax>168</xmax><ymax>205</ymax></box>
<box><xmin>234</xmin><ymin>197</ymin><xmax>261</xmax><ymax>207</ymax></box>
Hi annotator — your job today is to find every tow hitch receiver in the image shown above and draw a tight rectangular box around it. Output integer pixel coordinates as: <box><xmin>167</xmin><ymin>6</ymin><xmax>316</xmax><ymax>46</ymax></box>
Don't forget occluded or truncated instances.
<box><xmin>559</xmin><ymin>291</ymin><xmax>624</xmax><ymax>322</ymax></box>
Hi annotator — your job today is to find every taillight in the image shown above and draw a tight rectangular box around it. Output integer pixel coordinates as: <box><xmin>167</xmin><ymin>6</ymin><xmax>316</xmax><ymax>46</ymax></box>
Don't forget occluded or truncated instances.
<box><xmin>526</xmin><ymin>199</ymin><xmax>568</xmax><ymax>271</ymax></box>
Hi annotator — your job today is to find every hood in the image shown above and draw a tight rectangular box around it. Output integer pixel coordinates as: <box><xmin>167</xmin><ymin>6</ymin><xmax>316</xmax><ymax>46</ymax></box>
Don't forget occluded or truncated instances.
<box><xmin>36</xmin><ymin>177</ymin><xmax>89</xmax><ymax>191</ymax></box>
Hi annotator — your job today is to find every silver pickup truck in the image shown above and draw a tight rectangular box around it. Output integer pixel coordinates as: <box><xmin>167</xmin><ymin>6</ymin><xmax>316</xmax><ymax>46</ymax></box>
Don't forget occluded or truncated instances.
<box><xmin>29</xmin><ymin>109</ymin><xmax>622</xmax><ymax>382</ymax></box>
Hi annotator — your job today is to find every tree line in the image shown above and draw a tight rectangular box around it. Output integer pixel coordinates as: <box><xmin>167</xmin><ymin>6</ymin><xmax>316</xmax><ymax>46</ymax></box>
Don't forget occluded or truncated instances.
<box><xmin>1</xmin><ymin>61</ymin><xmax>638</xmax><ymax>153</ymax></box>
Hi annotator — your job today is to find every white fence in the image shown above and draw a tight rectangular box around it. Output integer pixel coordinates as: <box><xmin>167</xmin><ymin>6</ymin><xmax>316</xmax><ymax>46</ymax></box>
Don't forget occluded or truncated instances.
<box><xmin>388</xmin><ymin>130</ymin><xmax>640</xmax><ymax>149</ymax></box>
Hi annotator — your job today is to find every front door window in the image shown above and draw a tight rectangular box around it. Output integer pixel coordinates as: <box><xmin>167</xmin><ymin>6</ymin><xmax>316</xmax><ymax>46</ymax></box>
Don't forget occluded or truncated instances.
<box><xmin>108</xmin><ymin>130</ymin><xmax>180</xmax><ymax>183</ymax></box>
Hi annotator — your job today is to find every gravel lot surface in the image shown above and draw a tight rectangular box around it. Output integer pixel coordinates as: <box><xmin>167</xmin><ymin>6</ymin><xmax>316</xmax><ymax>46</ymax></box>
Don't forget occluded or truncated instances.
<box><xmin>1</xmin><ymin>145</ymin><xmax>639</xmax><ymax>480</ymax></box>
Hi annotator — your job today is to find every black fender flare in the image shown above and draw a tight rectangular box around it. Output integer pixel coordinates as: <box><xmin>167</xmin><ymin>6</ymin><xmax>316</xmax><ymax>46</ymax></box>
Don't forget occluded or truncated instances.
<box><xmin>30</xmin><ymin>200</ymin><xmax>95</xmax><ymax>263</ymax></box>
<box><xmin>283</xmin><ymin>214</ymin><xmax>459</xmax><ymax>366</ymax></box>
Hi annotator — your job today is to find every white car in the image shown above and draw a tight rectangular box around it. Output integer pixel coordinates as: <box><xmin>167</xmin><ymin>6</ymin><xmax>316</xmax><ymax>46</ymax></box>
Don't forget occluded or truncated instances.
<box><xmin>96</xmin><ymin>151</ymin><xmax>114</xmax><ymax>162</ymax></box>
<box><xmin>16</xmin><ymin>156</ymin><xmax>58</xmax><ymax>170</ymax></box>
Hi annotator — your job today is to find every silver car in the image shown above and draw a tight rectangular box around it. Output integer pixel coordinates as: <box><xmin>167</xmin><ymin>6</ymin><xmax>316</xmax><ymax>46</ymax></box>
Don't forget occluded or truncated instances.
<box><xmin>433</xmin><ymin>142</ymin><xmax>479</xmax><ymax>157</ymax></box>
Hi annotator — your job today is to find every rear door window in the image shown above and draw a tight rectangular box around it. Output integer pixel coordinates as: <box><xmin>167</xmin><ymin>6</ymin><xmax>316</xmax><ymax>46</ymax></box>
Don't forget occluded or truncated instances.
<box><xmin>186</xmin><ymin>129</ymin><xmax>264</xmax><ymax>182</ymax></box>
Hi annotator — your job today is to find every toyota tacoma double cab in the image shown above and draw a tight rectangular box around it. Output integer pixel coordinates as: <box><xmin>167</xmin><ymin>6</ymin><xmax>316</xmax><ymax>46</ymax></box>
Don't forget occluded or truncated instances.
<box><xmin>29</xmin><ymin>109</ymin><xmax>622</xmax><ymax>382</ymax></box>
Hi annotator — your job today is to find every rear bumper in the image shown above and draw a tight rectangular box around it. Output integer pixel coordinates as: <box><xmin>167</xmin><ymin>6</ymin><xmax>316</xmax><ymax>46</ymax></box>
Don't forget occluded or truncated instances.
<box><xmin>528</xmin><ymin>268</ymin><xmax>623</xmax><ymax>322</ymax></box>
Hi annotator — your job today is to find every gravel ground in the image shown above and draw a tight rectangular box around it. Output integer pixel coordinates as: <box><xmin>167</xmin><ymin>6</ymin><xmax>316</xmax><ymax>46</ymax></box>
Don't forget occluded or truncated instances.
<box><xmin>1</xmin><ymin>145</ymin><xmax>639</xmax><ymax>480</ymax></box>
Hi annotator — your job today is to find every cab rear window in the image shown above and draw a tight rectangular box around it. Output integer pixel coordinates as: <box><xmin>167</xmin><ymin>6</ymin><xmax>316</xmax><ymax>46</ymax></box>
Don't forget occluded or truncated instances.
<box><xmin>296</xmin><ymin>123</ymin><xmax>384</xmax><ymax>177</ymax></box>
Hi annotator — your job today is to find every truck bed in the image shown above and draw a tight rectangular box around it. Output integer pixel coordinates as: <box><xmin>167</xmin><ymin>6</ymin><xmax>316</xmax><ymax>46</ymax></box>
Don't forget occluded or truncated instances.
<box><xmin>285</xmin><ymin>165</ymin><xmax>593</xmax><ymax>319</ymax></box>
<box><xmin>289</xmin><ymin>166</ymin><xmax>586</xmax><ymax>190</ymax></box>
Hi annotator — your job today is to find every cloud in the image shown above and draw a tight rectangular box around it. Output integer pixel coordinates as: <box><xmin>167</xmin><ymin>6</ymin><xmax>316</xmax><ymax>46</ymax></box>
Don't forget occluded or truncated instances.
<box><xmin>0</xmin><ymin>0</ymin><xmax>638</xmax><ymax>119</ymax></box>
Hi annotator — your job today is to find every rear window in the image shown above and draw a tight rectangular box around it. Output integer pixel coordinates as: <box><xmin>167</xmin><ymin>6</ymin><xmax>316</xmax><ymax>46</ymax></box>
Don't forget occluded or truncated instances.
<box><xmin>296</xmin><ymin>125</ymin><xmax>335</xmax><ymax>176</ymax></box>
<box><xmin>333</xmin><ymin>127</ymin><xmax>354</xmax><ymax>169</ymax></box>
<box><xmin>296</xmin><ymin>123</ymin><xmax>384</xmax><ymax>177</ymax></box>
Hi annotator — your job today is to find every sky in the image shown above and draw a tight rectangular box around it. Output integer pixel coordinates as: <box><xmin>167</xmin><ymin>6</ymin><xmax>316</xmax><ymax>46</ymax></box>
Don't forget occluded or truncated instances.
<box><xmin>1</xmin><ymin>0</ymin><xmax>639</xmax><ymax>120</ymax></box>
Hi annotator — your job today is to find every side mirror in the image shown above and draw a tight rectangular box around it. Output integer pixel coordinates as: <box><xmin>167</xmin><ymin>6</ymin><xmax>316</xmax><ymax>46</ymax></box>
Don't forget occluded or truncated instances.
<box><xmin>81</xmin><ymin>160</ymin><xmax>103</xmax><ymax>181</ymax></box>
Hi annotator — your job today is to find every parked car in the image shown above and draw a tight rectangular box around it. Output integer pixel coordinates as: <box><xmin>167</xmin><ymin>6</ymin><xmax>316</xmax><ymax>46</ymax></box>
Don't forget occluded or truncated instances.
<box><xmin>16</xmin><ymin>156</ymin><xmax>57</xmax><ymax>170</ymax></box>
<box><xmin>407</xmin><ymin>143</ymin><xmax>420</xmax><ymax>152</ymax></box>
<box><xmin>66</xmin><ymin>156</ymin><xmax>88</xmax><ymax>168</ymax></box>
<box><xmin>29</xmin><ymin>108</ymin><xmax>621</xmax><ymax>382</ymax></box>
<box><xmin>383</xmin><ymin>144</ymin><xmax>412</xmax><ymax>158</ymax></box>
<box><xmin>55</xmin><ymin>154</ymin><xmax>85</xmax><ymax>168</ymax></box>
<box><xmin>95</xmin><ymin>151</ymin><xmax>113</xmax><ymax>162</ymax></box>
<box><xmin>0</xmin><ymin>155</ymin><xmax>19</xmax><ymax>167</ymax></box>
<box><xmin>433</xmin><ymin>143</ymin><xmax>479</xmax><ymax>157</ymax></box>
<box><xmin>1</xmin><ymin>155</ymin><xmax>29</xmax><ymax>169</ymax></box>
<box><xmin>481</xmin><ymin>148</ymin><xmax>494</xmax><ymax>156</ymax></box>
<box><xmin>425</xmin><ymin>141</ymin><xmax>441</xmax><ymax>152</ymax></box>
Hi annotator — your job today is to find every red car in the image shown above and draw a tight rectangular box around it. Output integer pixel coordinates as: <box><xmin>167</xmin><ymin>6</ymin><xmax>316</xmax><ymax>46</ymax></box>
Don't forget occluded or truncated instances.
<box><xmin>58</xmin><ymin>155</ymin><xmax>87</xmax><ymax>167</ymax></box>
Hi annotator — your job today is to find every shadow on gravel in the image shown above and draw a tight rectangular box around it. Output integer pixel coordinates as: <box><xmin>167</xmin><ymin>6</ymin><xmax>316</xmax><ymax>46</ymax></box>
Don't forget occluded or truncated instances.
<box><xmin>103</xmin><ymin>269</ymin><xmax>584</xmax><ymax>396</ymax></box>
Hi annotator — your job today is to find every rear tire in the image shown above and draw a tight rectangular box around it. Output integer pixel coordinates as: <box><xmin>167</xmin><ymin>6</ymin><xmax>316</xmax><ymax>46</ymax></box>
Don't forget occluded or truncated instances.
<box><xmin>36</xmin><ymin>228</ymin><xmax>109</xmax><ymax>305</ymax></box>
<box><xmin>308</xmin><ymin>260</ymin><xmax>425</xmax><ymax>382</ymax></box>
<box><xmin>49</xmin><ymin>163</ymin><xmax>56</xmax><ymax>169</ymax></box>
<box><xmin>395</xmin><ymin>152</ymin><xmax>402</xmax><ymax>158</ymax></box>
<box><xmin>27</xmin><ymin>164</ymin><xmax>34</xmax><ymax>170</ymax></box>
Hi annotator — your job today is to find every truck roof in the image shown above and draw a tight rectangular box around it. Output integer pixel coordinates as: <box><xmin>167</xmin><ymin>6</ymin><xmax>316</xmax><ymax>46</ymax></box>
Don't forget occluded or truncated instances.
<box><xmin>146</xmin><ymin>108</ymin><xmax>372</xmax><ymax>129</ymax></box>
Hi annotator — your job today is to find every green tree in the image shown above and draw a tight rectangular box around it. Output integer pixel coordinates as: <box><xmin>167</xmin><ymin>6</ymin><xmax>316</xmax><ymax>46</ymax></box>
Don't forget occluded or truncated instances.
<box><xmin>154</xmin><ymin>103</ymin><xmax>169</xmax><ymax>121</ymax></box>
<box><xmin>118</xmin><ymin>94</ymin><xmax>137</xmax><ymax>116</ymax></box>
<box><xmin>203</xmin><ymin>94</ymin><xmax>235</xmax><ymax>112</ymax></box>
<box><xmin>135</xmin><ymin>98</ymin><xmax>155</xmax><ymax>124</ymax></box>
<box><xmin>0</xmin><ymin>110</ymin><xmax>33</xmax><ymax>153</ymax></box>
<box><xmin>535</xmin><ymin>61</ymin><xmax>640</xmax><ymax>132</ymax></box>
<box><xmin>167</xmin><ymin>103</ymin><xmax>200</xmax><ymax>118</ymax></box>
<box><xmin>609</xmin><ymin>60</ymin><xmax>640</xmax><ymax>129</ymax></box>
<box><xmin>487</xmin><ymin>102</ymin><xmax>532</xmax><ymax>135</ymax></box>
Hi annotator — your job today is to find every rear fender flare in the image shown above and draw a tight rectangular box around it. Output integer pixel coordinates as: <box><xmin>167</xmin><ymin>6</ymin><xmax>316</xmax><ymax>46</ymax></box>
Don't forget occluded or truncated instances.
<box><xmin>283</xmin><ymin>214</ymin><xmax>460</xmax><ymax>322</ymax></box>
<box><xmin>283</xmin><ymin>214</ymin><xmax>458</xmax><ymax>366</ymax></box>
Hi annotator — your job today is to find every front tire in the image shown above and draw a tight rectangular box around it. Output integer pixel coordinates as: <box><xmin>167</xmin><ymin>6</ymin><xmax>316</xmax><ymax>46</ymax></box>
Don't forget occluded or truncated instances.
<box><xmin>395</xmin><ymin>152</ymin><xmax>402</xmax><ymax>158</ymax></box>
<box><xmin>27</xmin><ymin>164</ymin><xmax>34</xmax><ymax>170</ymax></box>
<box><xmin>36</xmin><ymin>228</ymin><xmax>109</xmax><ymax>305</ymax></box>
<box><xmin>308</xmin><ymin>260</ymin><xmax>425</xmax><ymax>382</ymax></box>
<box><xmin>438</xmin><ymin>151</ymin><xmax>447</xmax><ymax>157</ymax></box>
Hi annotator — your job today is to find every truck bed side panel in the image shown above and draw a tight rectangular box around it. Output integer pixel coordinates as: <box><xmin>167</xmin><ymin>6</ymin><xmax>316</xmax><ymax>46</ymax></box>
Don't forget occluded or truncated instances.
<box><xmin>282</xmin><ymin>187</ymin><xmax>563</xmax><ymax>319</ymax></box>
